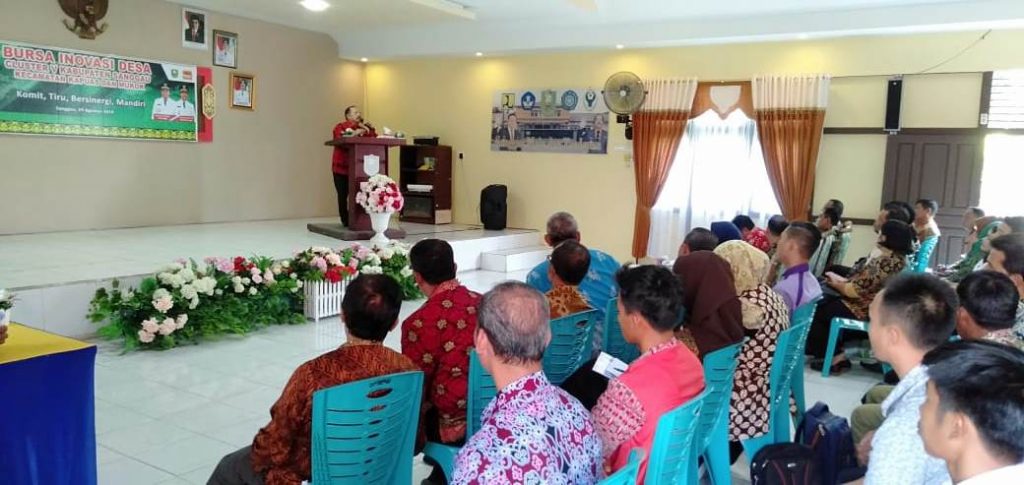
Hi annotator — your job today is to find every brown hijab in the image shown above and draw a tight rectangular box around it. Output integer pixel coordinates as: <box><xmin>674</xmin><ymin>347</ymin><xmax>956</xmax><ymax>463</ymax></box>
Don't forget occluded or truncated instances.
<box><xmin>672</xmin><ymin>251</ymin><xmax>745</xmax><ymax>357</ymax></box>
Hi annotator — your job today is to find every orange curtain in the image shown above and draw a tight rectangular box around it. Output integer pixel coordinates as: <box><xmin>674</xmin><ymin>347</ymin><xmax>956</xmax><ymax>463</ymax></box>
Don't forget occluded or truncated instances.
<box><xmin>755</xmin><ymin>109</ymin><xmax>826</xmax><ymax>221</ymax></box>
<box><xmin>631</xmin><ymin>110</ymin><xmax>689</xmax><ymax>258</ymax></box>
<box><xmin>752</xmin><ymin>75</ymin><xmax>830</xmax><ymax>222</ymax></box>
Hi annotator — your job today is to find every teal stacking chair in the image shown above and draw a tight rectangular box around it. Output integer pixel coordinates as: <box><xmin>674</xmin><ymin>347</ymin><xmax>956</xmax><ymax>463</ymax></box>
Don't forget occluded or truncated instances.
<box><xmin>603</xmin><ymin>298</ymin><xmax>641</xmax><ymax>364</ymax></box>
<box><xmin>644</xmin><ymin>391</ymin><xmax>707</xmax><ymax>485</ymax></box>
<box><xmin>740</xmin><ymin>323</ymin><xmax>809</xmax><ymax>460</ymax></box>
<box><xmin>310</xmin><ymin>371</ymin><xmax>424</xmax><ymax>485</ymax></box>
<box><xmin>691</xmin><ymin>343</ymin><xmax>742</xmax><ymax>485</ymax></box>
<box><xmin>910</xmin><ymin>236</ymin><xmax>939</xmax><ymax>273</ymax></box>
<box><xmin>544</xmin><ymin>309</ymin><xmax>599</xmax><ymax>385</ymax></box>
<box><xmin>832</xmin><ymin>232</ymin><xmax>852</xmax><ymax>267</ymax></box>
<box><xmin>421</xmin><ymin>351</ymin><xmax>496</xmax><ymax>482</ymax></box>
<box><xmin>600</xmin><ymin>449</ymin><xmax>645</xmax><ymax>485</ymax></box>
<box><xmin>821</xmin><ymin>318</ymin><xmax>868</xmax><ymax>377</ymax></box>
<box><xmin>790</xmin><ymin>298</ymin><xmax>820</xmax><ymax>423</ymax></box>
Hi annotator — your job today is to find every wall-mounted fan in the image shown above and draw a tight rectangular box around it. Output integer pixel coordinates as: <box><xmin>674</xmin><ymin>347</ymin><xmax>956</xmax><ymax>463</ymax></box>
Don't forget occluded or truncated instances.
<box><xmin>602</xmin><ymin>71</ymin><xmax>646</xmax><ymax>140</ymax></box>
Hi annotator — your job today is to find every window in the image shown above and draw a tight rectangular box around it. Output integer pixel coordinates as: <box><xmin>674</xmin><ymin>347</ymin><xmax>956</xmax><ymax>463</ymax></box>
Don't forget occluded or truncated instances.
<box><xmin>647</xmin><ymin>110</ymin><xmax>780</xmax><ymax>259</ymax></box>
<box><xmin>982</xmin><ymin>69</ymin><xmax>1024</xmax><ymax>129</ymax></box>
<box><xmin>981</xmin><ymin>134</ymin><xmax>1024</xmax><ymax>216</ymax></box>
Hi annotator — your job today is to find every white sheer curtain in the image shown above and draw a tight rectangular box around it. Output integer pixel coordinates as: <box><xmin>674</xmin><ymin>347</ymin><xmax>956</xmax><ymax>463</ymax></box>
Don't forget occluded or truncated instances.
<box><xmin>647</xmin><ymin>110</ymin><xmax>781</xmax><ymax>259</ymax></box>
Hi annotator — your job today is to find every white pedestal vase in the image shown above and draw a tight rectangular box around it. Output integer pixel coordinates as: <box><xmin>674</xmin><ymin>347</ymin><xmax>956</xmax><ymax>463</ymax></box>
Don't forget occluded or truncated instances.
<box><xmin>369</xmin><ymin>212</ymin><xmax>393</xmax><ymax>245</ymax></box>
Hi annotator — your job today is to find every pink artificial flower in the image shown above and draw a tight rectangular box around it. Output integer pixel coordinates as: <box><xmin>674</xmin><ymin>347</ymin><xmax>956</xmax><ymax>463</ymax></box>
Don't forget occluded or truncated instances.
<box><xmin>141</xmin><ymin>318</ymin><xmax>160</xmax><ymax>334</ymax></box>
<box><xmin>325</xmin><ymin>253</ymin><xmax>342</xmax><ymax>266</ymax></box>
<box><xmin>263</xmin><ymin>270</ymin><xmax>275</xmax><ymax>283</ymax></box>
<box><xmin>158</xmin><ymin>318</ymin><xmax>176</xmax><ymax>336</ymax></box>
<box><xmin>152</xmin><ymin>296</ymin><xmax>174</xmax><ymax>313</ymax></box>
<box><xmin>216</xmin><ymin>258</ymin><xmax>234</xmax><ymax>273</ymax></box>
<box><xmin>250</xmin><ymin>267</ymin><xmax>261</xmax><ymax>276</ymax></box>
<box><xmin>311</xmin><ymin>256</ymin><xmax>328</xmax><ymax>271</ymax></box>
<box><xmin>251</xmin><ymin>274</ymin><xmax>263</xmax><ymax>284</ymax></box>
<box><xmin>175</xmin><ymin>314</ymin><xmax>189</xmax><ymax>329</ymax></box>
<box><xmin>138</xmin><ymin>329</ymin><xmax>155</xmax><ymax>343</ymax></box>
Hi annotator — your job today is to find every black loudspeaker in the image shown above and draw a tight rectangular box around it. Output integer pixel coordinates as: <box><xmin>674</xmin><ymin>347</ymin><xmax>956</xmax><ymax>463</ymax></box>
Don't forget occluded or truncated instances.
<box><xmin>480</xmin><ymin>184</ymin><xmax>508</xmax><ymax>230</ymax></box>
<box><xmin>884</xmin><ymin>76</ymin><xmax>903</xmax><ymax>132</ymax></box>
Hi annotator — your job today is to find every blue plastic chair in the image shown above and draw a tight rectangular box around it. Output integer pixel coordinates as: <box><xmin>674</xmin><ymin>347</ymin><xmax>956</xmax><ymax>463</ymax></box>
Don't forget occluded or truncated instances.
<box><xmin>544</xmin><ymin>309</ymin><xmax>599</xmax><ymax>385</ymax></box>
<box><xmin>910</xmin><ymin>236</ymin><xmax>939</xmax><ymax>273</ymax></box>
<box><xmin>421</xmin><ymin>351</ymin><xmax>496</xmax><ymax>482</ymax></box>
<box><xmin>645</xmin><ymin>391</ymin><xmax>707</xmax><ymax>485</ymax></box>
<box><xmin>691</xmin><ymin>343</ymin><xmax>742</xmax><ymax>485</ymax></box>
<box><xmin>311</xmin><ymin>371</ymin><xmax>424</xmax><ymax>485</ymax></box>
<box><xmin>790</xmin><ymin>297</ymin><xmax>821</xmax><ymax>424</ymax></box>
<box><xmin>740</xmin><ymin>322</ymin><xmax>809</xmax><ymax>460</ymax></box>
<box><xmin>600</xmin><ymin>449</ymin><xmax>645</xmax><ymax>485</ymax></box>
<box><xmin>603</xmin><ymin>298</ymin><xmax>641</xmax><ymax>364</ymax></box>
<box><xmin>821</xmin><ymin>318</ymin><xmax>868</xmax><ymax>377</ymax></box>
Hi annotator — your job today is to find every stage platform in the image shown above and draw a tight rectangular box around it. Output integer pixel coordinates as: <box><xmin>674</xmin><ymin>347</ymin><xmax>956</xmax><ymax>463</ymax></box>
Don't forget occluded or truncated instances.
<box><xmin>0</xmin><ymin>217</ymin><xmax>547</xmax><ymax>338</ymax></box>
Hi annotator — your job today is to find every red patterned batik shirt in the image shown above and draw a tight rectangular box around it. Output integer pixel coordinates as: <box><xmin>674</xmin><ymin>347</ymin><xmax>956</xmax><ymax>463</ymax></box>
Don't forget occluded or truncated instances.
<box><xmin>402</xmin><ymin>280</ymin><xmax>480</xmax><ymax>443</ymax></box>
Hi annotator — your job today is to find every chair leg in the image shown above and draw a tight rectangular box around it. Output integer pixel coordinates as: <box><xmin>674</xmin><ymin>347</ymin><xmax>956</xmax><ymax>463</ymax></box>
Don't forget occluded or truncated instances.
<box><xmin>792</xmin><ymin>355</ymin><xmax>806</xmax><ymax>427</ymax></box>
<box><xmin>822</xmin><ymin>321</ymin><xmax>842</xmax><ymax>378</ymax></box>
<box><xmin>706</xmin><ymin>419</ymin><xmax>733</xmax><ymax>485</ymax></box>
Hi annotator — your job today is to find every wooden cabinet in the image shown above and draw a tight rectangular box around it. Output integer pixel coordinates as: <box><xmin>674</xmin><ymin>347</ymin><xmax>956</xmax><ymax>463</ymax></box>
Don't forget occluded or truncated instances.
<box><xmin>399</xmin><ymin>144</ymin><xmax>453</xmax><ymax>224</ymax></box>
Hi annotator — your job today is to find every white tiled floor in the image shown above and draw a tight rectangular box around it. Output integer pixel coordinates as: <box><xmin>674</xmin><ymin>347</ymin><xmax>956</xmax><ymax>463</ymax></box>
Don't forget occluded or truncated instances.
<box><xmin>88</xmin><ymin>267</ymin><xmax>882</xmax><ymax>485</ymax></box>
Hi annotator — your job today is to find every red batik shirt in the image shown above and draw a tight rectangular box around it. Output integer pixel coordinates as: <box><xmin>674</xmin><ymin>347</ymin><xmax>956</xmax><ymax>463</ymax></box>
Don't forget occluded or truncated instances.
<box><xmin>402</xmin><ymin>280</ymin><xmax>480</xmax><ymax>443</ymax></box>
<box><xmin>331</xmin><ymin>120</ymin><xmax>376</xmax><ymax>175</ymax></box>
<box><xmin>250</xmin><ymin>344</ymin><xmax>417</xmax><ymax>485</ymax></box>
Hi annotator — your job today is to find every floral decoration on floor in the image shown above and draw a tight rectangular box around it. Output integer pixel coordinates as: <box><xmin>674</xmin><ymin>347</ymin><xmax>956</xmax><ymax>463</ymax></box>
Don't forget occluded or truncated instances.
<box><xmin>88</xmin><ymin>242</ymin><xmax>421</xmax><ymax>350</ymax></box>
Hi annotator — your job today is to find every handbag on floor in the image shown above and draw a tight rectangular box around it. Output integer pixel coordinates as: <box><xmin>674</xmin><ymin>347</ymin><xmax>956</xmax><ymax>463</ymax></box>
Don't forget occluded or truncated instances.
<box><xmin>749</xmin><ymin>443</ymin><xmax>820</xmax><ymax>485</ymax></box>
<box><xmin>795</xmin><ymin>401</ymin><xmax>864</xmax><ymax>485</ymax></box>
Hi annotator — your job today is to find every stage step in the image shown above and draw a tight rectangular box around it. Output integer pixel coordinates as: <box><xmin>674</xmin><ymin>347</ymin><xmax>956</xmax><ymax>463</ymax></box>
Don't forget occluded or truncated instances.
<box><xmin>481</xmin><ymin>246</ymin><xmax>550</xmax><ymax>273</ymax></box>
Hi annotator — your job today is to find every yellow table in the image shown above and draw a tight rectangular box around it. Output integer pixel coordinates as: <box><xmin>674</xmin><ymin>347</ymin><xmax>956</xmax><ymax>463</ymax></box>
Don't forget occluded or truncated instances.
<box><xmin>0</xmin><ymin>323</ymin><xmax>98</xmax><ymax>485</ymax></box>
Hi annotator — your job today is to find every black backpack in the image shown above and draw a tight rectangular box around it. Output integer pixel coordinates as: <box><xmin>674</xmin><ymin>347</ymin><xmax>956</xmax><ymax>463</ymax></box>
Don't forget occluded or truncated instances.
<box><xmin>796</xmin><ymin>402</ymin><xmax>865</xmax><ymax>485</ymax></box>
<box><xmin>750</xmin><ymin>443</ymin><xmax>820</xmax><ymax>485</ymax></box>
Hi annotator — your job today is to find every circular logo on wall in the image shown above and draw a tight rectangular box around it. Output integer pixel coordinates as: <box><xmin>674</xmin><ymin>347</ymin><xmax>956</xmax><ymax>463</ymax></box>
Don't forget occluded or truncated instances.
<box><xmin>561</xmin><ymin>90</ymin><xmax>579</xmax><ymax>111</ymax></box>
<box><xmin>521</xmin><ymin>91</ymin><xmax>536</xmax><ymax>110</ymax></box>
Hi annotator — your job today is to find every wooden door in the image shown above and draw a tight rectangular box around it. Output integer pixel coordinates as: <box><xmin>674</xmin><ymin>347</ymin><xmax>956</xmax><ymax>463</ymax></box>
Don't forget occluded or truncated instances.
<box><xmin>882</xmin><ymin>133</ymin><xmax>984</xmax><ymax>267</ymax></box>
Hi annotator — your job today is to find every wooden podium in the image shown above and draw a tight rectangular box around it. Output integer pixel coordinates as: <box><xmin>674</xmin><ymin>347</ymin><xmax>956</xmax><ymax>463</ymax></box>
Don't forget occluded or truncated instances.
<box><xmin>309</xmin><ymin>137</ymin><xmax>407</xmax><ymax>241</ymax></box>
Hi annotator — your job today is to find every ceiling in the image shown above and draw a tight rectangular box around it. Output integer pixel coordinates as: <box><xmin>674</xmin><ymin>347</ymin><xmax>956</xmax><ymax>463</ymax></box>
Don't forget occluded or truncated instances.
<box><xmin>170</xmin><ymin>0</ymin><xmax>1024</xmax><ymax>60</ymax></box>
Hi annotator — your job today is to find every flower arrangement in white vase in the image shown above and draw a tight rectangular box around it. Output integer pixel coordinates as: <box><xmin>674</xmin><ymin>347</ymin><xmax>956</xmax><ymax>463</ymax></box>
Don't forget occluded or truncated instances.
<box><xmin>355</xmin><ymin>174</ymin><xmax>404</xmax><ymax>245</ymax></box>
<box><xmin>0</xmin><ymin>289</ymin><xmax>15</xmax><ymax>327</ymax></box>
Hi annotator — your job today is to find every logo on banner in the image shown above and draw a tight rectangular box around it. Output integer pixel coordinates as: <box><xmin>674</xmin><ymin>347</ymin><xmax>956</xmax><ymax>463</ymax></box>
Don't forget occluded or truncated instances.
<box><xmin>363</xmin><ymin>154</ymin><xmax>381</xmax><ymax>176</ymax></box>
<box><xmin>540</xmin><ymin>89</ymin><xmax>557</xmax><ymax>117</ymax></box>
<box><xmin>584</xmin><ymin>89</ymin><xmax>598</xmax><ymax>110</ymax></box>
<box><xmin>561</xmin><ymin>90</ymin><xmax>578</xmax><ymax>111</ymax></box>
<box><xmin>501</xmin><ymin>93</ymin><xmax>516</xmax><ymax>110</ymax></box>
<box><xmin>521</xmin><ymin>91</ymin><xmax>536</xmax><ymax>110</ymax></box>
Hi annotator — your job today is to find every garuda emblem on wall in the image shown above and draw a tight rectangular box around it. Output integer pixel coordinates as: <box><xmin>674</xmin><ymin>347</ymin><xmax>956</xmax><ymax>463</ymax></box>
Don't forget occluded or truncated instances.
<box><xmin>59</xmin><ymin>0</ymin><xmax>109</xmax><ymax>40</ymax></box>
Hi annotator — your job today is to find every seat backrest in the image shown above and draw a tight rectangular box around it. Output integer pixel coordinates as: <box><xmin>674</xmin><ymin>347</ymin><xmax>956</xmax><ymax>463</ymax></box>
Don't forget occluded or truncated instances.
<box><xmin>467</xmin><ymin>350</ymin><xmax>498</xmax><ymax>437</ymax></box>
<box><xmin>603</xmin><ymin>298</ymin><xmax>641</xmax><ymax>365</ymax></box>
<box><xmin>693</xmin><ymin>343</ymin><xmax>742</xmax><ymax>453</ymax></box>
<box><xmin>311</xmin><ymin>371</ymin><xmax>424</xmax><ymax>485</ymax></box>
<box><xmin>809</xmin><ymin>233</ymin><xmax>835</xmax><ymax>277</ymax></box>
<box><xmin>544</xmin><ymin>309</ymin><xmax>599</xmax><ymax>385</ymax></box>
<box><xmin>911</xmin><ymin>236</ymin><xmax>939</xmax><ymax>273</ymax></box>
<box><xmin>645</xmin><ymin>392</ymin><xmax>706</xmax><ymax>485</ymax></box>
<box><xmin>833</xmin><ymin>232</ymin><xmax>852</xmax><ymax>267</ymax></box>
<box><xmin>599</xmin><ymin>449</ymin><xmax>645</xmax><ymax>485</ymax></box>
<box><xmin>791</xmin><ymin>298</ymin><xmax>821</xmax><ymax>329</ymax></box>
<box><xmin>767</xmin><ymin>323</ymin><xmax>810</xmax><ymax>427</ymax></box>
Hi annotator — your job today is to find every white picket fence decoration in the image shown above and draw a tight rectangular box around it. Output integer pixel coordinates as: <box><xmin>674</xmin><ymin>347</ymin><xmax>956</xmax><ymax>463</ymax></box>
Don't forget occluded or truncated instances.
<box><xmin>303</xmin><ymin>278</ymin><xmax>351</xmax><ymax>322</ymax></box>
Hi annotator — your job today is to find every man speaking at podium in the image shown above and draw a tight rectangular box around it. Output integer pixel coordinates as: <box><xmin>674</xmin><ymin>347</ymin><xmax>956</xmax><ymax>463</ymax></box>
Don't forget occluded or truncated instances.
<box><xmin>331</xmin><ymin>105</ymin><xmax>376</xmax><ymax>227</ymax></box>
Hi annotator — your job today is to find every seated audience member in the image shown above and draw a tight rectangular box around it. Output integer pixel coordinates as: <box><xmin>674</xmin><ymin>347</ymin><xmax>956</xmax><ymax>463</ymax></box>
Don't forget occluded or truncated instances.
<box><xmin>773</xmin><ymin>222</ymin><xmax>824</xmax><ymax>311</ymax></box>
<box><xmin>546</xmin><ymin>240</ymin><xmax>593</xmax><ymax>318</ymax></box>
<box><xmin>940</xmin><ymin>210</ymin><xmax>995</xmax><ymax>282</ymax></box>
<box><xmin>807</xmin><ymin>220</ymin><xmax>914</xmax><ymax>373</ymax></box>
<box><xmin>913</xmin><ymin>198</ymin><xmax>942</xmax><ymax>242</ymax></box>
<box><xmin>824</xmin><ymin>198</ymin><xmax>845</xmax><ymax>219</ymax></box>
<box><xmin>961</xmin><ymin>207</ymin><xmax>986</xmax><ymax>247</ymax></box>
<box><xmin>873</xmin><ymin>200</ymin><xmax>914</xmax><ymax>233</ymax></box>
<box><xmin>592</xmin><ymin>265</ymin><xmax>705</xmax><ymax>481</ymax></box>
<box><xmin>986</xmin><ymin>234</ymin><xmax>1024</xmax><ymax>338</ymax></box>
<box><xmin>850</xmin><ymin>270</ymin><xmax>1024</xmax><ymax>446</ymax></box>
<box><xmin>732</xmin><ymin>215</ymin><xmax>772</xmax><ymax>253</ymax></box>
<box><xmin>677</xmin><ymin>227</ymin><xmax>718</xmax><ymax>257</ymax></box>
<box><xmin>860</xmin><ymin>273</ymin><xmax>957</xmax><ymax>485</ymax></box>
<box><xmin>527</xmin><ymin>211</ymin><xmax>618</xmax><ymax>326</ymax></box>
<box><xmin>673</xmin><ymin>251</ymin><xmax>744</xmax><ymax>358</ymax></box>
<box><xmin>955</xmin><ymin>271</ymin><xmax>1024</xmax><ymax>350</ymax></box>
<box><xmin>209</xmin><ymin>275</ymin><xmax>417</xmax><ymax>485</ymax></box>
<box><xmin>810</xmin><ymin>207</ymin><xmax>843</xmax><ymax>277</ymax></box>
<box><xmin>402</xmin><ymin>239</ymin><xmax>479</xmax><ymax>457</ymax></box>
<box><xmin>919</xmin><ymin>341</ymin><xmax>1024</xmax><ymax>484</ymax></box>
<box><xmin>713</xmin><ymin>241</ymin><xmax>791</xmax><ymax>453</ymax></box>
<box><xmin>453</xmin><ymin>282</ymin><xmax>602</xmax><ymax>485</ymax></box>
<box><xmin>710</xmin><ymin>221</ymin><xmax>743</xmax><ymax>245</ymax></box>
<box><xmin>766</xmin><ymin>215</ymin><xmax>789</xmax><ymax>257</ymax></box>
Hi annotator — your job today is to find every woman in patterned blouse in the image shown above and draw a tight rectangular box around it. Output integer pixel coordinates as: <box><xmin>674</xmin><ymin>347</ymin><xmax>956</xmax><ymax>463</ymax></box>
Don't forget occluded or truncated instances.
<box><xmin>805</xmin><ymin>220</ymin><xmax>914</xmax><ymax>374</ymax></box>
<box><xmin>712</xmin><ymin>241</ymin><xmax>791</xmax><ymax>451</ymax></box>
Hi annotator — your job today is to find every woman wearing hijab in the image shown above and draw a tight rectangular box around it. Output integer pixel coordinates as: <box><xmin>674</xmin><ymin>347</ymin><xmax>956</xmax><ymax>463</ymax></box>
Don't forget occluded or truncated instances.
<box><xmin>710</xmin><ymin>221</ymin><xmax>743</xmax><ymax>245</ymax></box>
<box><xmin>672</xmin><ymin>251</ymin><xmax>745</xmax><ymax>358</ymax></box>
<box><xmin>805</xmin><ymin>220</ymin><xmax>915</xmax><ymax>373</ymax></box>
<box><xmin>713</xmin><ymin>240</ymin><xmax>791</xmax><ymax>453</ymax></box>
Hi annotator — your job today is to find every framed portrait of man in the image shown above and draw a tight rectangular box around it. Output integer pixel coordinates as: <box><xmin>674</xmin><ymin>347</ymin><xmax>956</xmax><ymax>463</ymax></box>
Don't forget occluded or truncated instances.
<box><xmin>213</xmin><ymin>30</ymin><xmax>238</xmax><ymax>68</ymax></box>
<box><xmin>182</xmin><ymin>8</ymin><xmax>208</xmax><ymax>50</ymax></box>
<box><xmin>229</xmin><ymin>72</ymin><xmax>255</xmax><ymax>111</ymax></box>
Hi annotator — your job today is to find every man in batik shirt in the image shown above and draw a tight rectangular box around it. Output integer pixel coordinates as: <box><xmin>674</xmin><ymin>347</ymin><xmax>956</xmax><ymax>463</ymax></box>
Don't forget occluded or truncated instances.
<box><xmin>545</xmin><ymin>240</ymin><xmax>593</xmax><ymax>318</ymax></box>
<box><xmin>402</xmin><ymin>239</ymin><xmax>480</xmax><ymax>450</ymax></box>
<box><xmin>452</xmin><ymin>282</ymin><xmax>602</xmax><ymax>485</ymax></box>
